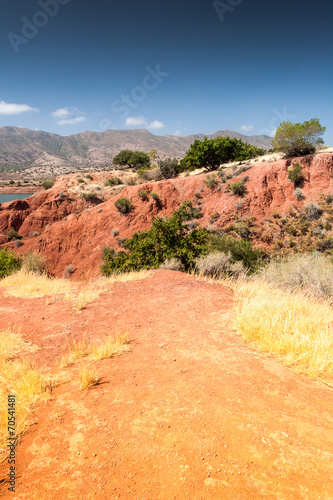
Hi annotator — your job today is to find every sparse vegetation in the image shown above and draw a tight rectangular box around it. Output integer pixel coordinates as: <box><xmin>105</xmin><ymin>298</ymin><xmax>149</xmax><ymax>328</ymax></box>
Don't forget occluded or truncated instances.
<box><xmin>294</xmin><ymin>187</ymin><xmax>305</xmax><ymax>200</ymax></box>
<box><xmin>150</xmin><ymin>191</ymin><xmax>159</xmax><ymax>200</ymax></box>
<box><xmin>159</xmin><ymin>258</ymin><xmax>184</xmax><ymax>271</ymax></box>
<box><xmin>195</xmin><ymin>252</ymin><xmax>245</xmax><ymax>279</ymax></box>
<box><xmin>138</xmin><ymin>189</ymin><xmax>148</xmax><ymax>201</ymax></box>
<box><xmin>204</xmin><ymin>174</ymin><xmax>218</xmax><ymax>189</ymax></box>
<box><xmin>82</xmin><ymin>192</ymin><xmax>100</xmax><ymax>203</ymax></box>
<box><xmin>104</xmin><ymin>176</ymin><xmax>122</xmax><ymax>187</ymax></box>
<box><xmin>7</xmin><ymin>229</ymin><xmax>22</xmax><ymax>241</ymax></box>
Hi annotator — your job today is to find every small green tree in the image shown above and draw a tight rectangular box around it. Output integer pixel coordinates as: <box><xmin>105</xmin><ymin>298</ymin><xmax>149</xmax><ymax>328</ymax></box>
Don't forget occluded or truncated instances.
<box><xmin>101</xmin><ymin>202</ymin><xmax>209</xmax><ymax>274</ymax></box>
<box><xmin>179</xmin><ymin>136</ymin><xmax>265</xmax><ymax>172</ymax></box>
<box><xmin>112</xmin><ymin>150</ymin><xmax>150</xmax><ymax>169</ymax></box>
<box><xmin>0</xmin><ymin>248</ymin><xmax>22</xmax><ymax>278</ymax></box>
<box><xmin>42</xmin><ymin>180</ymin><xmax>55</xmax><ymax>190</ymax></box>
<box><xmin>272</xmin><ymin>119</ymin><xmax>326</xmax><ymax>157</ymax></box>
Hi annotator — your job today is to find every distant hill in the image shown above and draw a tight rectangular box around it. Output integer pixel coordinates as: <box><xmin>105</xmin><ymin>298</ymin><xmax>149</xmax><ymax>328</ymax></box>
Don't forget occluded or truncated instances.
<box><xmin>0</xmin><ymin>126</ymin><xmax>272</xmax><ymax>179</ymax></box>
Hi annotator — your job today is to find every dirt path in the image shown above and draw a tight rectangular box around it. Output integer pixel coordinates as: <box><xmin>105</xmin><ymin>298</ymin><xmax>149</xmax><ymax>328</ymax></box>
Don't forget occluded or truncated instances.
<box><xmin>1</xmin><ymin>270</ymin><xmax>333</xmax><ymax>499</ymax></box>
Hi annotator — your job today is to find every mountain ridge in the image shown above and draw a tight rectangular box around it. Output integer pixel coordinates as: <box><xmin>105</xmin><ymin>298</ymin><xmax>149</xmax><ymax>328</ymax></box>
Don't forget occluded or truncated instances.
<box><xmin>0</xmin><ymin>126</ymin><xmax>272</xmax><ymax>178</ymax></box>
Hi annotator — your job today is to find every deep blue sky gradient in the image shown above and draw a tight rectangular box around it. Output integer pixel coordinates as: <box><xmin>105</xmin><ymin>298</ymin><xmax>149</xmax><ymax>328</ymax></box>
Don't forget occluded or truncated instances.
<box><xmin>1</xmin><ymin>0</ymin><xmax>332</xmax><ymax>143</ymax></box>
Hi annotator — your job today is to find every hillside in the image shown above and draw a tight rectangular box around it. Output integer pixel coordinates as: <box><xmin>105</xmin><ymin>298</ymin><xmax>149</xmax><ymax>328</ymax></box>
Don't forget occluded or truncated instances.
<box><xmin>0</xmin><ymin>127</ymin><xmax>272</xmax><ymax>180</ymax></box>
<box><xmin>1</xmin><ymin>151</ymin><xmax>333</xmax><ymax>278</ymax></box>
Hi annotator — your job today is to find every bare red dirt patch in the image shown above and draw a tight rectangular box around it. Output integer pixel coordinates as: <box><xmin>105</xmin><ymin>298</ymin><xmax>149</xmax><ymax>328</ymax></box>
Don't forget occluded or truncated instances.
<box><xmin>1</xmin><ymin>270</ymin><xmax>333</xmax><ymax>499</ymax></box>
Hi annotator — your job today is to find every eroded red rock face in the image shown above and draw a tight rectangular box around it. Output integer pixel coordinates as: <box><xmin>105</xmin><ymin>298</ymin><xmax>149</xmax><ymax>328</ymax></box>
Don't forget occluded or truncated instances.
<box><xmin>1</xmin><ymin>152</ymin><xmax>333</xmax><ymax>278</ymax></box>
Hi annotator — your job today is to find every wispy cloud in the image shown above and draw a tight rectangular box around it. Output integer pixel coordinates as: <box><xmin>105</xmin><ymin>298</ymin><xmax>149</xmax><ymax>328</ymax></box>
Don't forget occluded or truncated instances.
<box><xmin>173</xmin><ymin>130</ymin><xmax>182</xmax><ymax>136</ymax></box>
<box><xmin>148</xmin><ymin>120</ymin><xmax>165</xmax><ymax>130</ymax></box>
<box><xmin>0</xmin><ymin>100</ymin><xmax>39</xmax><ymax>115</ymax></box>
<box><xmin>51</xmin><ymin>106</ymin><xmax>86</xmax><ymax>125</ymax></box>
<box><xmin>125</xmin><ymin>116</ymin><xmax>147</xmax><ymax>126</ymax></box>
<box><xmin>238</xmin><ymin>124</ymin><xmax>254</xmax><ymax>131</ymax></box>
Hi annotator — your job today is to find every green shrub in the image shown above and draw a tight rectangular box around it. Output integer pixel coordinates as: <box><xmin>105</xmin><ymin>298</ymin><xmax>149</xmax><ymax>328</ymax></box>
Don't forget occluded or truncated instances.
<box><xmin>101</xmin><ymin>202</ymin><xmax>209</xmax><ymax>275</ymax></box>
<box><xmin>114</xmin><ymin>197</ymin><xmax>132</xmax><ymax>214</ymax></box>
<box><xmin>41</xmin><ymin>180</ymin><xmax>55</xmax><ymax>190</ymax></box>
<box><xmin>0</xmin><ymin>248</ymin><xmax>22</xmax><ymax>278</ymax></box>
<box><xmin>231</xmin><ymin>181</ymin><xmax>247</xmax><ymax>197</ymax></box>
<box><xmin>194</xmin><ymin>192</ymin><xmax>202</xmax><ymax>199</ymax></box>
<box><xmin>7</xmin><ymin>229</ymin><xmax>22</xmax><ymax>241</ymax></box>
<box><xmin>204</xmin><ymin>174</ymin><xmax>218</xmax><ymax>189</ymax></box>
<box><xmin>78</xmin><ymin>178</ymin><xmax>85</xmax><ymax>183</ymax></box>
<box><xmin>150</xmin><ymin>192</ymin><xmax>159</xmax><ymax>201</ymax></box>
<box><xmin>208</xmin><ymin>232</ymin><xmax>263</xmax><ymax>272</ymax></box>
<box><xmin>138</xmin><ymin>189</ymin><xmax>148</xmax><ymax>201</ymax></box>
<box><xmin>104</xmin><ymin>176</ymin><xmax>122</xmax><ymax>187</ymax></box>
<box><xmin>82</xmin><ymin>192</ymin><xmax>100</xmax><ymax>203</ymax></box>
<box><xmin>125</xmin><ymin>177</ymin><xmax>137</xmax><ymax>186</ymax></box>
<box><xmin>287</xmin><ymin>161</ymin><xmax>305</xmax><ymax>186</ymax></box>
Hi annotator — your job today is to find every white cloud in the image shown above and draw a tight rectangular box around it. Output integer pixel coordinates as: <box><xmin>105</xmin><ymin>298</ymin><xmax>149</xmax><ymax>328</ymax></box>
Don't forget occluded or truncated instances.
<box><xmin>51</xmin><ymin>106</ymin><xmax>86</xmax><ymax>125</ymax></box>
<box><xmin>51</xmin><ymin>107</ymin><xmax>70</xmax><ymax>118</ymax></box>
<box><xmin>0</xmin><ymin>100</ymin><xmax>39</xmax><ymax>115</ymax></box>
<box><xmin>238</xmin><ymin>125</ymin><xmax>254</xmax><ymax>131</ymax></box>
<box><xmin>148</xmin><ymin>120</ymin><xmax>165</xmax><ymax>130</ymax></box>
<box><xmin>173</xmin><ymin>130</ymin><xmax>182</xmax><ymax>136</ymax></box>
<box><xmin>270</xmin><ymin>129</ymin><xmax>277</xmax><ymax>137</ymax></box>
<box><xmin>125</xmin><ymin>116</ymin><xmax>147</xmax><ymax>126</ymax></box>
<box><xmin>57</xmin><ymin>116</ymin><xmax>87</xmax><ymax>125</ymax></box>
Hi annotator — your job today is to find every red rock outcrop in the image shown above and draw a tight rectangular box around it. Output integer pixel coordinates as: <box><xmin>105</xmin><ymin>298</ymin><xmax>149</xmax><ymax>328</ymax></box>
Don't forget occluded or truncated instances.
<box><xmin>1</xmin><ymin>152</ymin><xmax>333</xmax><ymax>278</ymax></box>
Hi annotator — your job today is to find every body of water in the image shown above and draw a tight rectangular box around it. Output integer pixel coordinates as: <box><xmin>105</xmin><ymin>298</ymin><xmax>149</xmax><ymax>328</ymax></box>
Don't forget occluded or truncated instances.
<box><xmin>0</xmin><ymin>193</ymin><xmax>34</xmax><ymax>204</ymax></box>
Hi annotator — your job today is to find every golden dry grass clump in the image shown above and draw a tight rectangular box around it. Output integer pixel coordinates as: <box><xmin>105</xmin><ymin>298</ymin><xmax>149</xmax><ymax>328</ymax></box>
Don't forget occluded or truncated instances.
<box><xmin>233</xmin><ymin>279</ymin><xmax>333</xmax><ymax>384</ymax></box>
<box><xmin>0</xmin><ymin>330</ymin><xmax>66</xmax><ymax>456</ymax></box>
<box><xmin>78</xmin><ymin>364</ymin><xmax>99</xmax><ymax>390</ymax></box>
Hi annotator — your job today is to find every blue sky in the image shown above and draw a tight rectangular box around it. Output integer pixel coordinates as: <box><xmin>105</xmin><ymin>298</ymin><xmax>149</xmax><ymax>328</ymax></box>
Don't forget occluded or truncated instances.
<box><xmin>0</xmin><ymin>0</ymin><xmax>332</xmax><ymax>143</ymax></box>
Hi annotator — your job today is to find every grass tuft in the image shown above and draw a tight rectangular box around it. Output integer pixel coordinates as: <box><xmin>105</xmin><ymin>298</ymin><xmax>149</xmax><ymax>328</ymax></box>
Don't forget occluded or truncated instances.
<box><xmin>90</xmin><ymin>331</ymin><xmax>129</xmax><ymax>361</ymax></box>
<box><xmin>78</xmin><ymin>364</ymin><xmax>99</xmax><ymax>390</ymax></box>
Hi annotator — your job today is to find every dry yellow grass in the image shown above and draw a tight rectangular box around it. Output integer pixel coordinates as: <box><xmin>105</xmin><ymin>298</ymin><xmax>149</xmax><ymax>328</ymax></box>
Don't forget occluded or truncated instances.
<box><xmin>90</xmin><ymin>330</ymin><xmax>130</xmax><ymax>361</ymax></box>
<box><xmin>232</xmin><ymin>279</ymin><xmax>333</xmax><ymax>384</ymax></box>
<box><xmin>78</xmin><ymin>364</ymin><xmax>99</xmax><ymax>390</ymax></box>
<box><xmin>60</xmin><ymin>339</ymin><xmax>88</xmax><ymax>368</ymax></box>
<box><xmin>0</xmin><ymin>270</ymin><xmax>72</xmax><ymax>299</ymax></box>
<box><xmin>106</xmin><ymin>270</ymin><xmax>151</xmax><ymax>284</ymax></box>
<box><xmin>0</xmin><ymin>330</ymin><xmax>67</xmax><ymax>456</ymax></box>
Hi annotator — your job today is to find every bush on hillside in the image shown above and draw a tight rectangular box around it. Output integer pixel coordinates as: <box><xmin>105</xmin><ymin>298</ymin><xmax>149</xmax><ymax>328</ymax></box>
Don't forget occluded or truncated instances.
<box><xmin>101</xmin><ymin>202</ymin><xmax>209</xmax><ymax>275</ymax></box>
<box><xmin>104</xmin><ymin>176</ymin><xmax>122</xmax><ymax>187</ymax></box>
<box><xmin>42</xmin><ymin>180</ymin><xmax>55</xmax><ymax>190</ymax></box>
<box><xmin>157</xmin><ymin>157</ymin><xmax>179</xmax><ymax>179</ymax></box>
<box><xmin>0</xmin><ymin>248</ymin><xmax>22</xmax><ymax>278</ymax></box>
<box><xmin>114</xmin><ymin>197</ymin><xmax>132</xmax><ymax>214</ymax></box>
<box><xmin>231</xmin><ymin>181</ymin><xmax>247</xmax><ymax>197</ymax></box>
<box><xmin>305</xmin><ymin>202</ymin><xmax>322</xmax><ymax>220</ymax></box>
<box><xmin>22</xmin><ymin>251</ymin><xmax>47</xmax><ymax>275</ymax></box>
<box><xmin>208</xmin><ymin>232</ymin><xmax>264</xmax><ymax>272</ymax></box>
<box><xmin>287</xmin><ymin>161</ymin><xmax>305</xmax><ymax>186</ymax></box>
<box><xmin>7</xmin><ymin>229</ymin><xmax>22</xmax><ymax>241</ymax></box>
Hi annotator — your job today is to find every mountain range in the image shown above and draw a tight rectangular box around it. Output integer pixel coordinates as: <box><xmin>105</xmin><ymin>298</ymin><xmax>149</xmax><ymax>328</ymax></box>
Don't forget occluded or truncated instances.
<box><xmin>0</xmin><ymin>126</ymin><xmax>272</xmax><ymax>178</ymax></box>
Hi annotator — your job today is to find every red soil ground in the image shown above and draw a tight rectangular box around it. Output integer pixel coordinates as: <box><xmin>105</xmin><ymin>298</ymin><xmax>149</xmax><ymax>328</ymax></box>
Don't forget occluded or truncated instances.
<box><xmin>1</xmin><ymin>270</ymin><xmax>333</xmax><ymax>499</ymax></box>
